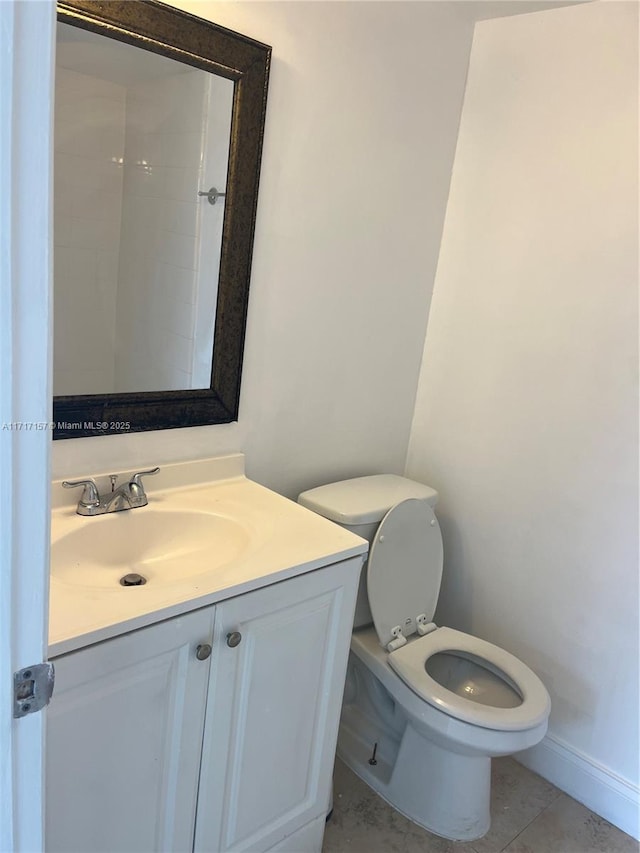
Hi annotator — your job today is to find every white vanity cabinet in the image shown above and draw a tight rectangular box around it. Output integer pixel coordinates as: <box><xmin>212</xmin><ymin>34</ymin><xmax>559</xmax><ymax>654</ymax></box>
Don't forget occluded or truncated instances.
<box><xmin>45</xmin><ymin>606</ymin><xmax>216</xmax><ymax>853</ymax></box>
<box><xmin>195</xmin><ymin>559</ymin><xmax>358</xmax><ymax>853</ymax></box>
<box><xmin>46</xmin><ymin>557</ymin><xmax>361</xmax><ymax>853</ymax></box>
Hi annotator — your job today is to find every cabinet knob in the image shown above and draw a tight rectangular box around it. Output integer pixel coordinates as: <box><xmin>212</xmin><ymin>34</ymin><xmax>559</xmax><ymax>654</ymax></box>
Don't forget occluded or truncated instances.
<box><xmin>196</xmin><ymin>643</ymin><xmax>212</xmax><ymax>661</ymax></box>
<box><xmin>226</xmin><ymin>631</ymin><xmax>242</xmax><ymax>648</ymax></box>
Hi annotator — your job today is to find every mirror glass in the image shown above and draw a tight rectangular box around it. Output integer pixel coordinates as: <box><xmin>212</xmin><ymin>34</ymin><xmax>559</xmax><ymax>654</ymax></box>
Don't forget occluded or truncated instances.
<box><xmin>54</xmin><ymin>22</ymin><xmax>234</xmax><ymax>395</ymax></box>
<box><xmin>53</xmin><ymin>1</ymin><xmax>270</xmax><ymax>439</ymax></box>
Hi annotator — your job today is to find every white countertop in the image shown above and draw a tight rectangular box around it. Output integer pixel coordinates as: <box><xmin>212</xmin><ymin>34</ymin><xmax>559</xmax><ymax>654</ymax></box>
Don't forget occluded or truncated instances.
<box><xmin>49</xmin><ymin>455</ymin><xmax>367</xmax><ymax>657</ymax></box>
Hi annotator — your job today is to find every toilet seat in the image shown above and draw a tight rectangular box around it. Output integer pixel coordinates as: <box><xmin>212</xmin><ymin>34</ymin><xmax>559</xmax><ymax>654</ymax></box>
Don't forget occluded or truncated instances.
<box><xmin>388</xmin><ymin>626</ymin><xmax>550</xmax><ymax>731</ymax></box>
<box><xmin>367</xmin><ymin>499</ymin><xmax>443</xmax><ymax>648</ymax></box>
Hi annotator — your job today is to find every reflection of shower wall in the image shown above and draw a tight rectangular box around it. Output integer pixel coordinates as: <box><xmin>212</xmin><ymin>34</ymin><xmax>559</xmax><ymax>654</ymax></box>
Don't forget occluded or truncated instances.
<box><xmin>191</xmin><ymin>75</ymin><xmax>233</xmax><ymax>388</ymax></box>
<box><xmin>114</xmin><ymin>70</ymin><xmax>206</xmax><ymax>392</ymax></box>
<box><xmin>53</xmin><ymin>68</ymin><xmax>125</xmax><ymax>395</ymax></box>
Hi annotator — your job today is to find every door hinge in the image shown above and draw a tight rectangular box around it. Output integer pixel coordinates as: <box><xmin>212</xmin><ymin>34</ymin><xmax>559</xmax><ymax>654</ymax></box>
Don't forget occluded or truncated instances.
<box><xmin>13</xmin><ymin>662</ymin><xmax>55</xmax><ymax>718</ymax></box>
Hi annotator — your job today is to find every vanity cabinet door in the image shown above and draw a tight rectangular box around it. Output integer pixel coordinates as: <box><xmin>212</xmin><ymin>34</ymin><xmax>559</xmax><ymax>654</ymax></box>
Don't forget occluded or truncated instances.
<box><xmin>194</xmin><ymin>558</ymin><xmax>361</xmax><ymax>853</ymax></box>
<box><xmin>46</xmin><ymin>607</ymin><xmax>215</xmax><ymax>853</ymax></box>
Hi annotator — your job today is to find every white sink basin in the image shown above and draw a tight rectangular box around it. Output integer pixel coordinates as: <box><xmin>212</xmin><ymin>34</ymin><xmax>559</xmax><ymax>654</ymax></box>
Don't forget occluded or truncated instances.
<box><xmin>48</xmin><ymin>455</ymin><xmax>368</xmax><ymax>656</ymax></box>
<box><xmin>52</xmin><ymin>508</ymin><xmax>249</xmax><ymax>589</ymax></box>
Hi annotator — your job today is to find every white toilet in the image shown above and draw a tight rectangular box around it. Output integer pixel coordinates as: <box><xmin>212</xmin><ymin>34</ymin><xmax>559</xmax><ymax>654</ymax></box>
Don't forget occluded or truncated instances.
<box><xmin>298</xmin><ymin>475</ymin><xmax>550</xmax><ymax>842</ymax></box>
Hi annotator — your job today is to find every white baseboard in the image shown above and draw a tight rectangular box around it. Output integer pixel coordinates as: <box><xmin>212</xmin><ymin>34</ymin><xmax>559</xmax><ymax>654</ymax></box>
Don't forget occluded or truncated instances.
<box><xmin>516</xmin><ymin>734</ymin><xmax>640</xmax><ymax>841</ymax></box>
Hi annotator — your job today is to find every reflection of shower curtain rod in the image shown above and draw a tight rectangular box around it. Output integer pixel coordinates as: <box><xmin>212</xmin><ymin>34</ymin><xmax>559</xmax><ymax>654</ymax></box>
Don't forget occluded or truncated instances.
<box><xmin>197</xmin><ymin>186</ymin><xmax>226</xmax><ymax>205</ymax></box>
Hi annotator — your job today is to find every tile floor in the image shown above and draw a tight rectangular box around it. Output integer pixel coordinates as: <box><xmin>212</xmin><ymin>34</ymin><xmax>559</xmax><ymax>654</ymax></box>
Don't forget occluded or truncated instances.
<box><xmin>323</xmin><ymin>757</ymin><xmax>639</xmax><ymax>853</ymax></box>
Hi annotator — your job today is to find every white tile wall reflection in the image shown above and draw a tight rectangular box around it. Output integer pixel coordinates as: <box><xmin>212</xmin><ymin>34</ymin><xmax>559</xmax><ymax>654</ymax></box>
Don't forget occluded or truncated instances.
<box><xmin>114</xmin><ymin>69</ymin><xmax>205</xmax><ymax>393</ymax></box>
<box><xmin>54</xmin><ymin>68</ymin><xmax>125</xmax><ymax>395</ymax></box>
<box><xmin>53</xmin><ymin>25</ymin><xmax>233</xmax><ymax>397</ymax></box>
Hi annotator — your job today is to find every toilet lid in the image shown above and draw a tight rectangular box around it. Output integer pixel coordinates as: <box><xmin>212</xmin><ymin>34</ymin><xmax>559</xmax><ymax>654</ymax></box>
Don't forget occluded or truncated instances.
<box><xmin>367</xmin><ymin>499</ymin><xmax>443</xmax><ymax>648</ymax></box>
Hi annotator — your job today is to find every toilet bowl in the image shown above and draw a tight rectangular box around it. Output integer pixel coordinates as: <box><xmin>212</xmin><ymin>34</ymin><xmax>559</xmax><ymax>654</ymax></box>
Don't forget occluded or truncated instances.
<box><xmin>298</xmin><ymin>475</ymin><xmax>550</xmax><ymax>842</ymax></box>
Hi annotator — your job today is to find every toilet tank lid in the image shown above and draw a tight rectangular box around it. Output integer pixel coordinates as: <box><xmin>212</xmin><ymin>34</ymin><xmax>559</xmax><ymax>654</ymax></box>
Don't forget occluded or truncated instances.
<box><xmin>298</xmin><ymin>475</ymin><xmax>438</xmax><ymax>525</ymax></box>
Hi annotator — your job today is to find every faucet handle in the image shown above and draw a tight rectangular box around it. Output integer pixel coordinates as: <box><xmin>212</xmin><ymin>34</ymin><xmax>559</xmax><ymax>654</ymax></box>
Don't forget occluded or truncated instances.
<box><xmin>130</xmin><ymin>467</ymin><xmax>160</xmax><ymax>489</ymax></box>
<box><xmin>62</xmin><ymin>478</ymin><xmax>100</xmax><ymax>508</ymax></box>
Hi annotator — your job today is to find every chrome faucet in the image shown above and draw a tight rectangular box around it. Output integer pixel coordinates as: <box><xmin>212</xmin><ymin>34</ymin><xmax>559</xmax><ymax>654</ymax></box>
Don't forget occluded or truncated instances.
<box><xmin>63</xmin><ymin>468</ymin><xmax>160</xmax><ymax>516</ymax></box>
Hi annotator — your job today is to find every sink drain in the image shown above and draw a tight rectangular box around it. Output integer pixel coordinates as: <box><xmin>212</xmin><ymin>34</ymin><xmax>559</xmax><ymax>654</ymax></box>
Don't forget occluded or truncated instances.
<box><xmin>120</xmin><ymin>573</ymin><xmax>147</xmax><ymax>587</ymax></box>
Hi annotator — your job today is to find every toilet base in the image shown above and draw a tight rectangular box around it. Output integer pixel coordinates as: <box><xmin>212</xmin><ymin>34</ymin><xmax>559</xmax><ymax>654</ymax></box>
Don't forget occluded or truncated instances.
<box><xmin>338</xmin><ymin>648</ymin><xmax>495</xmax><ymax>843</ymax></box>
<box><xmin>338</xmin><ymin>710</ymin><xmax>491</xmax><ymax>842</ymax></box>
<box><xmin>338</xmin><ymin>630</ymin><xmax>549</xmax><ymax>842</ymax></box>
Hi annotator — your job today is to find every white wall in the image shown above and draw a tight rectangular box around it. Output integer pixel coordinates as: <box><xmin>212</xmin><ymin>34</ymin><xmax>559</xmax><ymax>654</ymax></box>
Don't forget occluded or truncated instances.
<box><xmin>406</xmin><ymin>1</ymin><xmax>639</xmax><ymax>836</ymax></box>
<box><xmin>51</xmin><ymin>0</ymin><xmax>481</xmax><ymax>494</ymax></box>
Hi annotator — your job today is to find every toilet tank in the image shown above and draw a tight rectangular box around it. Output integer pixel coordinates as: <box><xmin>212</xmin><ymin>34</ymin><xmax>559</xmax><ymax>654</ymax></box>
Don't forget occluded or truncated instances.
<box><xmin>298</xmin><ymin>475</ymin><xmax>438</xmax><ymax>628</ymax></box>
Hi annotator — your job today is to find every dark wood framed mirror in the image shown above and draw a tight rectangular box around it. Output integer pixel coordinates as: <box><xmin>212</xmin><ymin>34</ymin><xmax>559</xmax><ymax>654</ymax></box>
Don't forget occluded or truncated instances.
<box><xmin>53</xmin><ymin>0</ymin><xmax>270</xmax><ymax>439</ymax></box>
